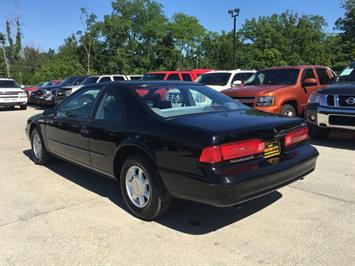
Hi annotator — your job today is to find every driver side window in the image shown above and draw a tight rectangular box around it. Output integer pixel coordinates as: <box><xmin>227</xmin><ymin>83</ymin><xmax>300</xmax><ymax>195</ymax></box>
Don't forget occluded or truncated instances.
<box><xmin>57</xmin><ymin>87</ymin><xmax>100</xmax><ymax>120</ymax></box>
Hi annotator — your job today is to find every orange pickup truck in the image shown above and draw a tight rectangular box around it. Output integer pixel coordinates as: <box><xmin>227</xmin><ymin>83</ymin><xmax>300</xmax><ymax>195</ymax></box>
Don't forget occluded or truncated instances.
<box><xmin>222</xmin><ymin>65</ymin><xmax>336</xmax><ymax>117</ymax></box>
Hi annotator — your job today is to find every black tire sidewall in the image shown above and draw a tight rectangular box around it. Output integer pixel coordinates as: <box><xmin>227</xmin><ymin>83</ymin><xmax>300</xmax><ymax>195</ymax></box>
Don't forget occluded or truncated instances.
<box><xmin>281</xmin><ymin>104</ymin><xmax>297</xmax><ymax>117</ymax></box>
<box><xmin>120</xmin><ymin>155</ymin><xmax>165</xmax><ymax>221</ymax></box>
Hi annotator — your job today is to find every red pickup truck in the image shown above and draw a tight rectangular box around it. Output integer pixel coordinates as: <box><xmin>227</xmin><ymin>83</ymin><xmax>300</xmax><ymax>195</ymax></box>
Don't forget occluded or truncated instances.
<box><xmin>222</xmin><ymin>65</ymin><xmax>336</xmax><ymax>117</ymax></box>
<box><xmin>142</xmin><ymin>69</ymin><xmax>214</xmax><ymax>82</ymax></box>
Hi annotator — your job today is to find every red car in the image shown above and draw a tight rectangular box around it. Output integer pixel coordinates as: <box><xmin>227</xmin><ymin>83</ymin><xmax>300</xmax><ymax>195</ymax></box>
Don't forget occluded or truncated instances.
<box><xmin>142</xmin><ymin>69</ymin><xmax>214</xmax><ymax>82</ymax></box>
<box><xmin>24</xmin><ymin>80</ymin><xmax>61</xmax><ymax>99</ymax></box>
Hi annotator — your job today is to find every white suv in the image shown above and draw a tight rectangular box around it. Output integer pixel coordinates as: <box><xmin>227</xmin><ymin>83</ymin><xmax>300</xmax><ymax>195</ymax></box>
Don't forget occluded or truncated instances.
<box><xmin>196</xmin><ymin>69</ymin><xmax>256</xmax><ymax>91</ymax></box>
<box><xmin>0</xmin><ymin>78</ymin><xmax>28</xmax><ymax>110</ymax></box>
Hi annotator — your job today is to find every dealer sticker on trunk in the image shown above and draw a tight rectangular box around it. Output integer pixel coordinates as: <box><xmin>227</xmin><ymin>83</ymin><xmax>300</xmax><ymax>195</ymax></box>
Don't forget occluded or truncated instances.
<box><xmin>264</xmin><ymin>140</ymin><xmax>281</xmax><ymax>159</ymax></box>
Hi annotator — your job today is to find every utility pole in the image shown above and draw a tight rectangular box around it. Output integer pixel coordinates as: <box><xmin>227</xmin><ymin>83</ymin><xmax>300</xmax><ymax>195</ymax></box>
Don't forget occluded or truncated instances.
<box><xmin>228</xmin><ymin>8</ymin><xmax>240</xmax><ymax>70</ymax></box>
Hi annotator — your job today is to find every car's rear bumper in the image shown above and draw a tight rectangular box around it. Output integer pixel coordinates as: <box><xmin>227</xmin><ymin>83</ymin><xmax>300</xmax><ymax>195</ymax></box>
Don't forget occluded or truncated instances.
<box><xmin>160</xmin><ymin>144</ymin><xmax>318</xmax><ymax>207</ymax></box>
<box><xmin>305</xmin><ymin>104</ymin><xmax>355</xmax><ymax>131</ymax></box>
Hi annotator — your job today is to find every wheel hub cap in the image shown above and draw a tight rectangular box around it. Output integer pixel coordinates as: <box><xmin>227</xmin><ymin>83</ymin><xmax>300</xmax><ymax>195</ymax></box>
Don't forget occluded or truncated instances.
<box><xmin>125</xmin><ymin>166</ymin><xmax>151</xmax><ymax>208</ymax></box>
<box><xmin>33</xmin><ymin>133</ymin><xmax>42</xmax><ymax>159</ymax></box>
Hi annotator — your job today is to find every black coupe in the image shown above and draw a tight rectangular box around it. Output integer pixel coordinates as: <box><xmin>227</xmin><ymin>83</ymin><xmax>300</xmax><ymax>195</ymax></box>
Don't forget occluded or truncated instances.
<box><xmin>26</xmin><ymin>81</ymin><xmax>318</xmax><ymax>220</ymax></box>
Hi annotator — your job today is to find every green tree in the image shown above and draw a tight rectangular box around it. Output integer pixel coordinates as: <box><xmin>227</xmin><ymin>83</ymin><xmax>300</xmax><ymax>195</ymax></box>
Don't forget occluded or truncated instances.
<box><xmin>169</xmin><ymin>13</ymin><xmax>205</xmax><ymax>68</ymax></box>
<box><xmin>96</xmin><ymin>0</ymin><xmax>170</xmax><ymax>73</ymax></box>
<box><xmin>34</xmin><ymin>36</ymin><xmax>84</xmax><ymax>82</ymax></box>
<box><xmin>329</xmin><ymin>0</ymin><xmax>355</xmax><ymax>71</ymax></box>
<box><xmin>77</xmin><ymin>8</ymin><xmax>97</xmax><ymax>74</ymax></box>
<box><xmin>239</xmin><ymin>11</ymin><xmax>330</xmax><ymax>69</ymax></box>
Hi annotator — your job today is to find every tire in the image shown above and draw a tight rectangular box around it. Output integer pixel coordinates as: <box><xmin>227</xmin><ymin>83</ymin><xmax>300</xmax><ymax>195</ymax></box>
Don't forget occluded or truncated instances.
<box><xmin>120</xmin><ymin>154</ymin><xmax>172</xmax><ymax>220</ymax></box>
<box><xmin>281</xmin><ymin>104</ymin><xmax>297</xmax><ymax>117</ymax></box>
<box><xmin>31</xmin><ymin>128</ymin><xmax>52</xmax><ymax>165</ymax></box>
<box><xmin>21</xmin><ymin>105</ymin><xmax>27</xmax><ymax>110</ymax></box>
<box><xmin>307</xmin><ymin>123</ymin><xmax>330</xmax><ymax>140</ymax></box>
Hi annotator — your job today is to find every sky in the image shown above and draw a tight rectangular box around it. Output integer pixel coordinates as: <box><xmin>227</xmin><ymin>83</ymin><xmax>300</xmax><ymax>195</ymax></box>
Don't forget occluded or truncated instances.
<box><xmin>0</xmin><ymin>0</ymin><xmax>346</xmax><ymax>51</ymax></box>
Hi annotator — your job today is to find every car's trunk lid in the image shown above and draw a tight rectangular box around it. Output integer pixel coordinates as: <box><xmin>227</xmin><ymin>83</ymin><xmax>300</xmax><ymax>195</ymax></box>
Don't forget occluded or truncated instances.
<box><xmin>167</xmin><ymin>109</ymin><xmax>304</xmax><ymax>145</ymax></box>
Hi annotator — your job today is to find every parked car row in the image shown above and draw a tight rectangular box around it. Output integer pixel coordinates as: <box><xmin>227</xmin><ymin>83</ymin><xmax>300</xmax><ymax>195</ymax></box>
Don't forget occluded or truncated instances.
<box><xmin>28</xmin><ymin>74</ymin><xmax>143</xmax><ymax>106</ymax></box>
<box><xmin>1</xmin><ymin>60</ymin><xmax>351</xmax><ymax>220</ymax></box>
<box><xmin>23</xmin><ymin>80</ymin><xmax>62</xmax><ymax>98</ymax></box>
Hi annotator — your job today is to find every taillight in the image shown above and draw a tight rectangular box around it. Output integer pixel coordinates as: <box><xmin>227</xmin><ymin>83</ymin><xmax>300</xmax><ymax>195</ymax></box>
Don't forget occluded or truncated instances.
<box><xmin>284</xmin><ymin>127</ymin><xmax>309</xmax><ymax>147</ymax></box>
<box><xmin>199</xmin><ymin>139</ymin><xmax>265</xmax><ymax>163</ymax></box>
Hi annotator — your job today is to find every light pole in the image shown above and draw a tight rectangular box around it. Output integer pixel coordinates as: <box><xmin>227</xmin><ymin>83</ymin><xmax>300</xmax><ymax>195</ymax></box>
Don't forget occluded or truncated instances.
<box><xmin>228</xmin><ymin>8</ymin><xmax>240</xmax><ymax>70</ymax></box>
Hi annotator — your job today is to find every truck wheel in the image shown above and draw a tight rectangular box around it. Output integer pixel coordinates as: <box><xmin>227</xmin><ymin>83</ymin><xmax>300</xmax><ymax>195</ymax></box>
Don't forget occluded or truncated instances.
<box><xmin>307</xmin><ymin>123</ymin><xmax>330</xmax><ymax>140</ymax></box>
<box><xmin>120</xmin><ymin>154</ymin><xmax>172</xmax><ymax>220</ymax></box>
<box><xmin>31</xmin><ymin>128</ymin><xmax>52</xmax><ymax>165</ymax></box>
<box><xmin>21</xmin><ymin>105</ymin><xmax>27</xmax><ymax>110</ymax></box>
<box><xmin>281</xmin><ymin>104</ymin><xmax>297</xmax><ymax>117</ymax></box>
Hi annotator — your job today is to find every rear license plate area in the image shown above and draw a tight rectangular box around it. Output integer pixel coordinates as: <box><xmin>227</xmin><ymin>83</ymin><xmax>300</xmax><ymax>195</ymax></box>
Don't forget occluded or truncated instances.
<box><xmin>264</xmin><ymin>140</ymin><xmax>281</xmax><ymax>159</ymax></box>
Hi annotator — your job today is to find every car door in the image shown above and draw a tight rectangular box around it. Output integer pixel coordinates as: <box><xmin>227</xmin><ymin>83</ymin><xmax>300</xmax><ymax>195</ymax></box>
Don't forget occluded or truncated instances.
<box><xmin>300</xmin><ymin>68</ymin><xmax>321</xmax><ymax>109</ymax></box>
<box><xmin>316</xmin><ymin>67</ymin><xmax>333</xmax><ymax>88</ymax></box>
<box><xmin>88</xmin><ymin>87</ymin><xmax>125</xmax><ymax>176</ymax></box>
<box><xmin>45</xmin><ymin>85</ymin><xmax>101</xmax><ymax>166</ymax></box>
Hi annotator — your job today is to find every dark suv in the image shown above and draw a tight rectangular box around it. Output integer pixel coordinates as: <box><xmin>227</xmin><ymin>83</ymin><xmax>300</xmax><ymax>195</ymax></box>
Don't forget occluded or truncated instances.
<box><xmin>305</xmin><ymin>62</ymin><xmax>355</xmax><ymax>139</ymax></box>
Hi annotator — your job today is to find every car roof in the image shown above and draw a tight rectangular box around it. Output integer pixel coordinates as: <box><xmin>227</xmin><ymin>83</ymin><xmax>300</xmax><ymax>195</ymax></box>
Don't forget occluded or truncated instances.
<box><xmin>260</xmin><ymin>65</ymin><xmax>330</xmax><ymax>71</ymax></box>
<box><xmin>0</xmin><ymin>78</ymin><xmax>15</xmax><ymax>81</ymax></box>
<box><xmin>204</xmin><ymin>69</ymin><xmax>256</xmax><ymax>74</ymax></box>
<box><xmin>110</xmin><ymin>80</ymin><xmax>200</xmax><ymax>88</ymax></box>
<box><xmin>145</xmin><ymin>70</ymin><xmax>196</xmax><ymax>74</ymax></box>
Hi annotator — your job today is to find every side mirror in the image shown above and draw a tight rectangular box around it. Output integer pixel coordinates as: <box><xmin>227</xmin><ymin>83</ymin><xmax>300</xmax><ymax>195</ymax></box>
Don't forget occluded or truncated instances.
<box><xmin>43</xmin><ymin>108</ymin><xmax>55</xmax><ymax>117</ymax></box>
<box><xmin>303</xmin><ymin>78</ymin><xmax>317</xmax><ymax>87</ymax></box>
<box><xmin>20</xmin><ymin>85</ymin><xmax>25</xmax><ymax>89</ymax></box>
<box><xmin>232</xmin><ymin>80</ymin><xmax>243</xmax><ymax>86</ymax></box>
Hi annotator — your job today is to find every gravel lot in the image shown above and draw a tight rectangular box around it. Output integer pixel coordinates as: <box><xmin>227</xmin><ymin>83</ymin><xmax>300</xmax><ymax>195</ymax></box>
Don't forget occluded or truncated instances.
<box><xmin>1</xmin><ymin>106</ymin><xmax>354</xmax><ymax>265</ymax></box>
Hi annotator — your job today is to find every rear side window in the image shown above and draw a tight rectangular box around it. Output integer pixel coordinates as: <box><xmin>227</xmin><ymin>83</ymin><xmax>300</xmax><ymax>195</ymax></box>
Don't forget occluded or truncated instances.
<box><xmin>99</xmin><ymin>77</ymin><xmax>112</xmax><ymax>83</ymax></box>
<box><xmin>302</xmin><ymin>68</ymin><xmax>316</xmax><ymax>80</ymax></box>
<box><xmin>182</xmin><ymin>74</ymin><xmax>192</xmax><ymax>81</ymax></box>
<box><xmin>316</xmin><ymin>68</ymin><xmax>331</xmax><ymax>85</ymax></box>
<box><xmin>94</xmin><ymin>89</ymin><xmax>122</xmax><ymax>122</ymax></box>
<box><xmin>113</xmin><ymin>76</ymin><xmax>125</xmax><ymax>81</ymax></box>
<box><xmin>167</xmin><ymin>74</ymin><xmax>180</xmax><ymax>80</ymax></box>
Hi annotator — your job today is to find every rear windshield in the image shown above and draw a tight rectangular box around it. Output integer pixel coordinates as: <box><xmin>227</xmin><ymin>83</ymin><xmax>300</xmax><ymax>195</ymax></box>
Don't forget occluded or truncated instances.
<box><xmin>337</xmin><ymin>62</ymin><xmax>355</xmax><ymax>83</ymax></box>
<box><xmin>0</xmin><ymin>80</ymin><xmax>18</xmax><ymax>88</ymax></box>
<box><xmin>245</xmin><ymin>69</ymin><xmax>300</xmax><ymax>85</ymax></box>
<box><xmin>133</xmin><ymin>85</ymin><xmax>249</xmax><ymax>118</ymax></box>
<box><xmin>60</xmin><ymin>77</ymin><xmax>77</xmax><ymax>86</ymax></box>
<box><xmin>81</xmin><ymin>76</ymin><xmax>99</xmax><ymax>85</ymax></box>
<box><xmin>142</xmin><ymin>73</ymin><xmax>166</xmax><ymax>80</ymax></box>
<box><xmin>197</xmin><ymin>73</ymin><xmax>232</xmax><ymax>86</ymax></box>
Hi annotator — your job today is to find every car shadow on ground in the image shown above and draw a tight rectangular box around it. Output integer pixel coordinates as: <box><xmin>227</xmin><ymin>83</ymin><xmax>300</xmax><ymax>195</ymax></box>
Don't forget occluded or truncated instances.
<box><xmin>23</xmin><ymin>149</ymin><xmax>282</xmax><ymax>235</ymax></box>
<box><xmin>28</xmin><ymin>104</ymin><xmax>49</xmax><ymax>111</ymax></box>
<box><xmin>310</xmin><ymin>129</ymin><xmax>355</xmax><ymax>151</ymax></box>
<box><xmin>0</xmin><ymin>107</ymin><xmax>25</xmax><ymax>111</ymax></box>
